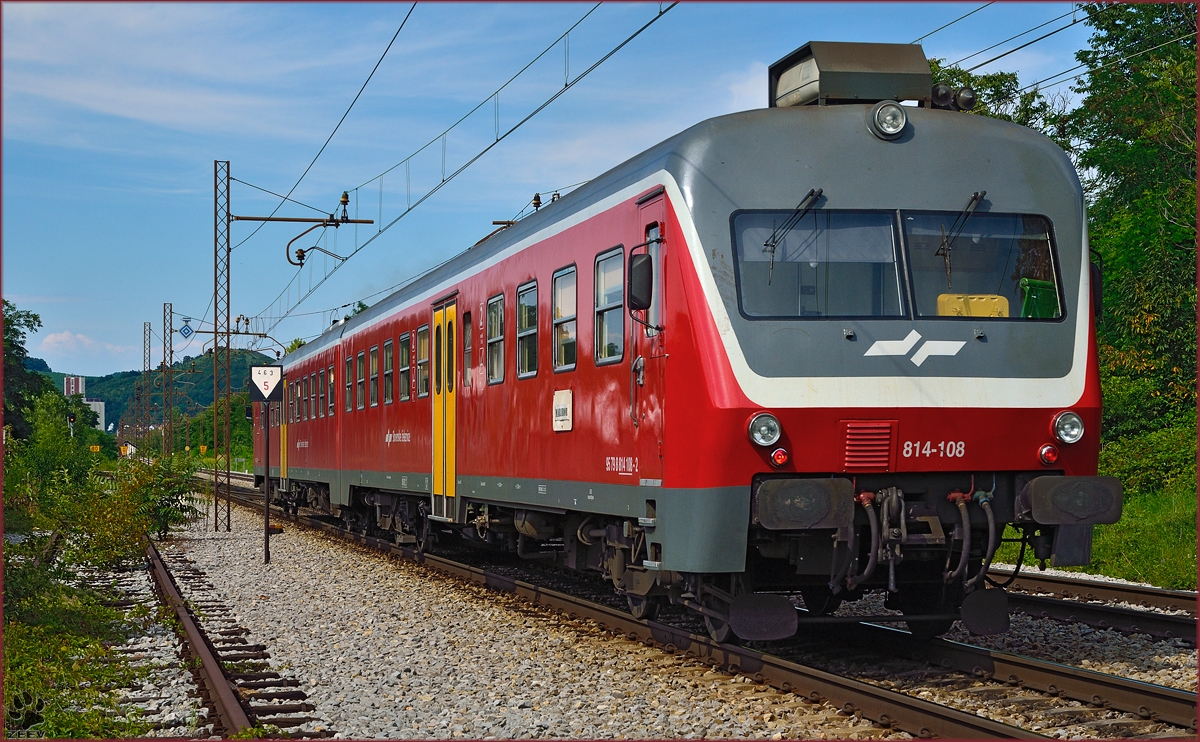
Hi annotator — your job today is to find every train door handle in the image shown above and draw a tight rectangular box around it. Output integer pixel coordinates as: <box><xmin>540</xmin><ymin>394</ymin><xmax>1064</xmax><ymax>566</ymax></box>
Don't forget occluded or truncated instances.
<box><xmin>629</xmin><ymin>356</ymin><xmax>645</xmax><ymax>427</ymax></box>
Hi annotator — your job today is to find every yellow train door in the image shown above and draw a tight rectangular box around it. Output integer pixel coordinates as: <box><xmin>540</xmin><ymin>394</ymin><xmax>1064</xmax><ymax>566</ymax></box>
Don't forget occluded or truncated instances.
<box><xmin>431</xmin><ymin>301</ymin><xmax>457</xmax><ymax>519</ymax></box>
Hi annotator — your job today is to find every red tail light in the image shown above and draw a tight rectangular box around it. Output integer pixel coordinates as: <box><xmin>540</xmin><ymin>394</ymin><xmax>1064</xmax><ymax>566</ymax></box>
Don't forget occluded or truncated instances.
<box><xmin>1039</xmin><ymin>444</ymin><xmax>1059</xmax><ymax>465</ymax></box>
<box><xmin>771</xmin><ymin>448</ymin><xmax>789</xmax><ymax>467</ymax></box>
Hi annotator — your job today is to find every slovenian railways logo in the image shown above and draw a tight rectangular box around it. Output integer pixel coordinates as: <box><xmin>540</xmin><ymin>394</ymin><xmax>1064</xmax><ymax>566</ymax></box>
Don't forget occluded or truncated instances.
<box><xmin>864</xmin><ymin>330</ymin><xmax>965</xmax><ymax>367</ymax></box>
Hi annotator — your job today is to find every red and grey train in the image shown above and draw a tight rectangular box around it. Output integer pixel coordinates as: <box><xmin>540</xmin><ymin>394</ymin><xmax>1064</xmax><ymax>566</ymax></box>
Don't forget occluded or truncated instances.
<box><xmin>254</xmin><ymin>42</ymin><xmax>1122</xmax><ymax>641</ymax></box>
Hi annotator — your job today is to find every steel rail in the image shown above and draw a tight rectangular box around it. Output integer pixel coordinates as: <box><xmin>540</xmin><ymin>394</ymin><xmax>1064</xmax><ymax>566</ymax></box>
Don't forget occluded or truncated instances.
<box><xmin>208</xmin><ymin>481</ymin><xmax>1038</xmax><ymax>739</ymax></box>
<box><xmin>835</xmin><ymin>621</ymin><xmax>1197</xmax><ymax>731</ymax></box>
<box><xmin>203</xmin><ymin>474</ymin><xmax>1194</xmax><ymax>733</ymax></box>
<box><xmin>989</xmin><ymin>568</ymin><xmax>1197</xmax><ymax>615</ymax></box>
<box><xmin>1008</xmin><ymin>592</ymin><xmax>1195</xmax><ymax>643</ymax></box>
<box><xmin>146</xmin><ymin>540</ymin><xmax>253</xmax><ymax>736</ymax></box>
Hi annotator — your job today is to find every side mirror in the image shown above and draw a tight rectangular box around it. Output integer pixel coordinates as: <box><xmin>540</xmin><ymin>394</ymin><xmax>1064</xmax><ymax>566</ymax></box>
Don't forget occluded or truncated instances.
<box><xmin>628</xmin><ymin>253</ymin><xmax>653</xmax><ymax>311</ymax></box>
<box><xmin>1090</xmin><ymin>261</ymin><xmax>1103</xmax><ymax>318</ymax></box>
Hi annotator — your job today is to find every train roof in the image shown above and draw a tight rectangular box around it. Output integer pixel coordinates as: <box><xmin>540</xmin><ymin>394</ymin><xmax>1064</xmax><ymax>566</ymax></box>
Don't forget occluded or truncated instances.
<box><xmin>281</xmin><ymin>102</ymin><xmax>1077</xmax><ymax>369</ymax></box>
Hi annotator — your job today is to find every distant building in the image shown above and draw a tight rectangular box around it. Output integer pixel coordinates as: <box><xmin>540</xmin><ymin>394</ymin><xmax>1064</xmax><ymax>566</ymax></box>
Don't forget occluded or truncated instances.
<box><xmin>63</xmin><ymin>376</ymin><xmax>104</xmax><ymax>431</ymax></box>
<box><xmin>64</xmin><ymin>375</ymin><xmax>86</xmax><ymax>396</ymax></box>
<box><xmin>86</xmin><ymin>400</ymin><xmax>105</xmax><ymax>432</ymax></box>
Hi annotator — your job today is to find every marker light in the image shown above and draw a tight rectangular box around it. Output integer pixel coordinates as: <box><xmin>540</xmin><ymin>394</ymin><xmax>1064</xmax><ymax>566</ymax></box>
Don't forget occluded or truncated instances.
<box><xmin>869</xmin><ymin>101</ymin><xmax>907</xmax><ymax>140</ymax></box>
<box><xmin>1053</xmin><ymin>411</ymin><xmax>1084</xmax><ymax>444</ymax></box>
<box><xmin>1039</xmin><ymin>444</ymin><xmax>1059</xmax><ymax>465</ymax></box>
<box><xmin>771</xmin><ymin>448</ymin><xmax>790</xmax><ymax>467</ymax></box>
<box><xmin>748</xmin><ymin>413</ymin><xmax>782</xmax><ymax>447</ymax></box>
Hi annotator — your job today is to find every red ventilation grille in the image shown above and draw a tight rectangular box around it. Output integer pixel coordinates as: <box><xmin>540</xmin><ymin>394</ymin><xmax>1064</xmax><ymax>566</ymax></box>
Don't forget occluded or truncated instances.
<box><xmin>841</xmin><ymin>420</ymin><xmax>898</xmax><ymax>471</ymax></box>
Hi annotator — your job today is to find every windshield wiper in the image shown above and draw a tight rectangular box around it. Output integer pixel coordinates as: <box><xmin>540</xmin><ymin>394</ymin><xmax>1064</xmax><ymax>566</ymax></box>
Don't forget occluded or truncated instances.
<box><xmin>763</xmin><ymin>188</ymin><xmax>823</xmax><ymax>285</ymax></box>
<box><xmin>934</xmin><ymin>190</ymin><xmax>986</xmax><ymax>288</ymax></box>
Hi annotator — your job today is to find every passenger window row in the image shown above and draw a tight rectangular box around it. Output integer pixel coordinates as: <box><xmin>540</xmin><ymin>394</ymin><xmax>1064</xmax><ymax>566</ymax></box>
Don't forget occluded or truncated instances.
<box><xmin>275</xmin><ymin>246</ymin><xmax>630</xmax><ymax>422</ymax></box>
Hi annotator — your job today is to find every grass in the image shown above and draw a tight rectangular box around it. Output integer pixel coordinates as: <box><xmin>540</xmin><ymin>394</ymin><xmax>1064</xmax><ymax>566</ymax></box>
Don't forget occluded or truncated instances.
<box><xmin>2</xmin><ymin>561</ymin><xmax>152</xmax><ymax>737</ymax></box>
<box><xmin>995</xmin><ymin>422</ymin><xmax>1197</xmax><ymax>590</ymax></box>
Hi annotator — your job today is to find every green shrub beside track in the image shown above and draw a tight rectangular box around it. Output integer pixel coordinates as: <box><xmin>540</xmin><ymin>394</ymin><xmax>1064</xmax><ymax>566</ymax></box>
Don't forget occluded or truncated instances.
<box><xmin>4</xmin><ymin>391</ymin><xmax>202</xmax><ymax>737</ymax></box>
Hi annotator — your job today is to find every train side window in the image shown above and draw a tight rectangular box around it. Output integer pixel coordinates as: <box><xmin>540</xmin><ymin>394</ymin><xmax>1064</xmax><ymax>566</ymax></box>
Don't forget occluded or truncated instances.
<box><xmin>383</xmin><ymin>340</ymin><xmax>394</xmax><ymax>404</ymax></box>
<box><xmin>486</xmin><ymin>294</ymin><xmax>504</xmax><ymax>384</ymax></box>
<box><xmin>318</xmin><ymin>369</ymin><xmax>326</xmax><ymax>417</ymax></box>
<box><xmin>399</xmin><ymin>334</ymin><xmax>412</xmax><ymax>401</ymax></box>
<box><xmin>327</xmin><ymin>365</ymin><xmax>335</xmax><ymax>416</ymax></box>
<box><xmin>552</xmin><ymin>266</ymin><xmax>577</xmax><ymax>371</ymax></box>
<box><xmin>447</xmin><ymin>319</ymin><xmax>455</xmax><ymax>394</ymax></box>
<box><xmin>595</xmin><ymin>248</ymin><xmax>625</xmax><ymax>364</ymax></box>
<box><xmin>434</xmin><ymin>324</ymin><xmax>443</xmax><ymax>395</ymax></box>
<box><xmin>369</xmin><ymin>346</ymin><xmax>379</xmax><ymax>407</ymax></box>
<box><xmin>356</xmin><ymin>352</ymin><xmax>366</xmax><ymax>409</ymax></box>
<box><xmin>300</xmin><ymin>376</ymin><xmax>308</xmax><ymax>421</ymax></box>
<box><xmin>462</xmin><ymin>313</ymin><xmax>472</xmax><ymax>388</ymax></box>
<box><xmin>344</xmin><ymin>358</ymin><xmax>353</xmax><ymax>412</ymax></box>
<box><xmin>417</xmin><ymin>326</ymin><xmax>430</xmax><ymax>397</ymax></box>
<box><xmin>517</xmin><ymin>282</ymin><xmax>537</xmax><ymax>378</ymax></box>
<box><xmin>308</xmin><ymin>373</ymin><xmax>316</xmax><ymax>420</ymax></box>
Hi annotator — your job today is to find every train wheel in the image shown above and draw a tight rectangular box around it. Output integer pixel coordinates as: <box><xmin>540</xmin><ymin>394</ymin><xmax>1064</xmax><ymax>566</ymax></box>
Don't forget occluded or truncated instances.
<box><xmin>414</xmin><ymin>503</ymin><xmax>431</xmax><ymax>556</ymax></box>
<box><xmin>699</xmin><ymin>575</ymin><xmax>743</xmax><ymax>644</ymax></box>
<box><xmin>627</xmin><ymin>594</ymin><xmax>661</xmax><ymax>621</ymax></box>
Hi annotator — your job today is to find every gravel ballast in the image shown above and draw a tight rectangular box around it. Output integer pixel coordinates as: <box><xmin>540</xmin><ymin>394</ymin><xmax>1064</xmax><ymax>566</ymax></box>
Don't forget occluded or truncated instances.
<box><xmin>168</xmin><ymin>508</ymin><xmax>906</xmax><ymax>739</ymax></box>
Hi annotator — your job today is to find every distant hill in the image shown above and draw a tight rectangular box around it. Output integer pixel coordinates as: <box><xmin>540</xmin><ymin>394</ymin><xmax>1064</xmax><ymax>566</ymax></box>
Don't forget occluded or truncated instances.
<box><xmin>36</xmin><ymin>349</ymin><xmax>272</xmax><ymax>429</ymax></box>
<box><xmin>23</xmin><ymin>357</ymin><xmax>51</xmax><ymax>373</ymax></box>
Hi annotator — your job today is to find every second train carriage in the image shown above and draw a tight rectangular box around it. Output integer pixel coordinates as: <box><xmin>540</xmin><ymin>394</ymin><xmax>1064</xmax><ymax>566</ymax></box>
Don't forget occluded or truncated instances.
<box><xmin>255</xmin><ymin>41</ymin><xmax>1122</xmax><ymax>641</ymax></box>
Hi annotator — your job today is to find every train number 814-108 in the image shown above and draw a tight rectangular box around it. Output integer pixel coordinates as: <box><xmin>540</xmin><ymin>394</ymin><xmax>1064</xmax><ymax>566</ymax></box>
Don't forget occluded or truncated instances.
<box><xmin>903</xmin><ymin>440</ymin><xmax>966</xmax><ymax>458</ymax></box>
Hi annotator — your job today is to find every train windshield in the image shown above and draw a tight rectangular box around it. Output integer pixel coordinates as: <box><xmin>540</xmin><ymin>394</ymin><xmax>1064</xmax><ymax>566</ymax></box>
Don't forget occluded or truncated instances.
<box><xmin>732</xmin><ymin>209</ymin><xmax>1063</xmax><ymax>321</ymax></box>
<box><xmin>733</xmin><ymin>210</ymin><xmax>905</xmax><ymax>318</ymax></box>
<box><xmin>904</xmin><ymin>212</ymin><xmax>1061</xmax><ymax>320</ymax></box>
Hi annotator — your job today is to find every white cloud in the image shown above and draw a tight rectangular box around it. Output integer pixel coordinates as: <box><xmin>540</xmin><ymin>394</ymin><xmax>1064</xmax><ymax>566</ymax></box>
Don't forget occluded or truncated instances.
<box><xmin>719</xmin><ymin>61</ymin><xmax>768</xmax><ymax>114</ymax></box>
<box><xmin>40</xmin><ymin>331</ymin><xmax>133</xmax><ymax>355</ymax></box>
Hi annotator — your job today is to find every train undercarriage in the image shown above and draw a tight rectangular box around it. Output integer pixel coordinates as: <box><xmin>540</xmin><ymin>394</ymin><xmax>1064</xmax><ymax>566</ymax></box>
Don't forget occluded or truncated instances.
<box><xmin>268</xmin><ymin>470</ymin><xmax>1117</xmax><ymax>643</ymax></box>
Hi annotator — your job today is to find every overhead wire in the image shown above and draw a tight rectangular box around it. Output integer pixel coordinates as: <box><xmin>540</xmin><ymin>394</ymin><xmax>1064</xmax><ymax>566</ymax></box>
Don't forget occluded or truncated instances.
<box><xmin>1013</xmin><ymin>31</ymin><xmax>1194</xmax><ymax>96</ymax></box>
<box><xmin>231</xmin><ymin>2</ymin><xmax>417</xmax><ymax>252</ymax></box>
<box><xmin>252</xmin><ymin>3</ymin><xmax>678</xmax><ymax>336</ymax></box>
<box><xmin>911</xmin><ymin>3</ymin><xmax>993</xmax><ymax>45</ymax></box>
<box><xmin>947</xmin><ymin>8</ymin><xmax>1075</xmax><ymax>67</ymax></box>
<box><xmin>964</xmin><ymin>12</ymin><xmax>1091</xmax><ymax>73</ymax></box>
<box><xmin>230</xmin><ymin>178</ymin><xmax>329</xmax><ymax>215</ymax></box>
<box><xmin>352</xmin><ymin>4</ymin><xmax>602</xmax><ymax>191</ymax></box>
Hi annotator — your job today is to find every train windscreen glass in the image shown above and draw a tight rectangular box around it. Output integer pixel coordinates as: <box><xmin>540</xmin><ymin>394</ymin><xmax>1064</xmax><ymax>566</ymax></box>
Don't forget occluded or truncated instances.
<box><xmin>733</xmin><ymin>210</ymin><xmax>904</xmax><ymax>318</ymax></box>
<box><xmin>904</xmin><ymin>212</ymin><xmax>1061</xmax><ymax>320</ymax></box>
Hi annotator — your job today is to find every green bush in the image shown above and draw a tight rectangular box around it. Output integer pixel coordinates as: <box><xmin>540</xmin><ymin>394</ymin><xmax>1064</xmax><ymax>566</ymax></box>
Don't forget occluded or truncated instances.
<box><xmin>3</xmin><ymin>391</ymin><xmax>205</xmax><ymax>737</ymax></box>
<box><xmin>1098</xmin><ymin>422</ymin><xmax>1196</xmax><ymax>499</ymax></box>
<box><xmin>3</xmin><ymin>622</ymin><xmax>149</xmax><ymax>738</ymax></box>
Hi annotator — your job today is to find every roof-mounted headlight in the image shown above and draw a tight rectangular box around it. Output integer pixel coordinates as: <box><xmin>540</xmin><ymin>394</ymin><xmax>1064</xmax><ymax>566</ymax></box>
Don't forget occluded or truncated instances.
<box><xmin>868</xmin><ymin>100</ymin><xmax>907</xmax><ymax>140</ymax></box>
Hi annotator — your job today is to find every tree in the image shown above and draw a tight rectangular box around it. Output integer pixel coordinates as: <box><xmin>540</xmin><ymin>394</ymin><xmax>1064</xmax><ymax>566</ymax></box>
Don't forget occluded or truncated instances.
<box><xmin>4</xmin><ymin>300</ymin><xmax>53</xmax><ymax>438</ymax></box>
<box><xmin>1059</xmin><ymin>3</ymin><xmax>1197</xmax><ymax>428</ymax></box>
<box><xmin>930</xmin><ymin>59</ymin><xmax>1070</xmax><ymax>134</ymax></box>
<box><xmin>284</xmin><ymin>337</ymin><xmax>307</xmax><ymax>354</ymax></box>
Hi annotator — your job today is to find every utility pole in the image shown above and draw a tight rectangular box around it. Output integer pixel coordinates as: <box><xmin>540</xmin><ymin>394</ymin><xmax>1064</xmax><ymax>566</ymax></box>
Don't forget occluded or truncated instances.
<box><xmin>210</xmin><ymin>171</ymin><xmax>370</xmax><ymax>534</ymax></box>
<box><xmin>142</xmin><ymin>322</ymin><xmax>152</xmax><ymax>449</ymax></box>
<box><xmin>162</xmin><ymin>302</ymin><xmax>174</xmax><ymax>460</ymax></box>
<box><xmin>214</xmin><ymin>160</ymin><xmax>232</xmax><ymax>532</ymax></box>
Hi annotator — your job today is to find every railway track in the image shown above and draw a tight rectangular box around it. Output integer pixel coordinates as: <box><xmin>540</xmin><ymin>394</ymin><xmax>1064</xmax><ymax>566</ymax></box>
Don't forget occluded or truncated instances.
<box><xmin>200</xmin><ymin>473</ymin><xmax>1196</xmax><ymax>737</ymax></box>
<box><xmin>146</xmin><ymin>538</ymin><xmax>330</xmax><ymax>736</ymax></box>
<box><xmin>147</xmin><ymin>540</ymin><xmax>253</xmax><ymax>736</ymax></box>
<box><xmin>987</xmin><ymin>568</ymin><xmax>1196</xmax><ymax>644</ymax></box>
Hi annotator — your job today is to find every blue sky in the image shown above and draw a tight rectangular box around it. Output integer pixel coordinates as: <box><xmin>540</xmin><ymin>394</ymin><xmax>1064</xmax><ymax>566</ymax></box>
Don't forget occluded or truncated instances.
<box><xmin>3</xmin><ymin>2</ymin><xmax>1095</xmax><ymax>377</ymax></box>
